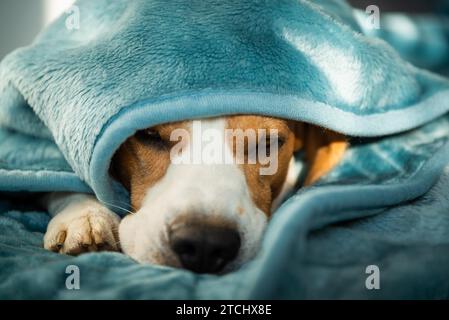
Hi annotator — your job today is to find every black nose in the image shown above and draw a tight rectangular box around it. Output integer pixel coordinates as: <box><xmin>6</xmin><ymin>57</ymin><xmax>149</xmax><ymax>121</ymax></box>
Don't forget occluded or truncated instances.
<box><xmin>170</xmin><ymin>225</ymin><xmax>241</xmax><ymax>274</ymax></box>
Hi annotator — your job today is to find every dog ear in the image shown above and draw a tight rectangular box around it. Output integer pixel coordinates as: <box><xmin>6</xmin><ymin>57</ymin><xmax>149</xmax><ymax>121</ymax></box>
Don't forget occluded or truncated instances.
<box><xmin>302</xmin><ymin>126</ymin><xmax>348</xmax><ymax>186</ymax></box>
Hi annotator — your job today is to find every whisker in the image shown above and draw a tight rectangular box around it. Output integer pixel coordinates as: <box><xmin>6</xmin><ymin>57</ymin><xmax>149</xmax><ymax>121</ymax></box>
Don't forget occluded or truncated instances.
<box><xmin>99</xmin><ymin>200</ymin><xmax>135</xmax><ymax>215</ymax></box>
<box><xmin>105</xmin><ymin>199</ymin><xmax>137</xmax><ymax>212</ymax></box>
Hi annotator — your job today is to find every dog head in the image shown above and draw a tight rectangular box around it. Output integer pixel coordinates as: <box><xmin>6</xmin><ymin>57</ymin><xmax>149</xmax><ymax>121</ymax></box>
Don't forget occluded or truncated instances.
<box><xmin>111</xmin><ymin>115</ymin><xmax>346</xmax><ymax>273</ymax></box>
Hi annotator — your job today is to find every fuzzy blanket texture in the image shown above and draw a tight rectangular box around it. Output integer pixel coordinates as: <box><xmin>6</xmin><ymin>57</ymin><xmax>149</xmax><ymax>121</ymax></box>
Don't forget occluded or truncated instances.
<box><xmin>1</xmin><ymin>0</ymin><xmax>449</xmax><ymax>299</ymax></box>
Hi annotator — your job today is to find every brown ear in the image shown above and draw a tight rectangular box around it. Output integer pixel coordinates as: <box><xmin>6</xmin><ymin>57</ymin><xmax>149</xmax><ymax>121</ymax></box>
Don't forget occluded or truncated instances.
<box><xmin>302</xmin><ymin>125</ymin><xmax>348</xmax><ymax>186</ymax></box>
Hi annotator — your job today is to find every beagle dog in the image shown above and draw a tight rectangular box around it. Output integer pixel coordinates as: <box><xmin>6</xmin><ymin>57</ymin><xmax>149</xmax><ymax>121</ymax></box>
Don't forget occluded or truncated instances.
<box><xmin>43</xmin><ymin>116</ymin><xmax>347</xmax><ymax>274</ymax></box>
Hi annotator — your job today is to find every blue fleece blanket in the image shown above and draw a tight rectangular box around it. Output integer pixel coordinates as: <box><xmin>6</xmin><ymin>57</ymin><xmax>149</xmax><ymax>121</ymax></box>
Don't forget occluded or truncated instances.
<box><xmin>2</xmin><ymin>0</ymin><xmax>449</xmax><ymax>299</ymax></box>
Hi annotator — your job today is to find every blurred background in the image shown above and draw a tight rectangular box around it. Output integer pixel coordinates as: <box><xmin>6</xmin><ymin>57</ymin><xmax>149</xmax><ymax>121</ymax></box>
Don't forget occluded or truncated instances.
<box><xmin>350</xmin><ymin>0</ymin><xmax>441</xmax><ymax>12</ymax></box>
<box><xmin>0</xmin><ymin>0</ymin><xmax>445</xmax><ymax>59</ymax></box>
<box><xmin>0</xmin><ymin>0</ymin><xmax>75</xmax><ymax>59</ymax></box>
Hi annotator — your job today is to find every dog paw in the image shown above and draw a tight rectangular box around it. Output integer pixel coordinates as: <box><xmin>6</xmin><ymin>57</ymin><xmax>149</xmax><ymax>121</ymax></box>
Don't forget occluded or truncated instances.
<box><xmin>44</xmin><ymin>199</ymin><xmax>121</xmax><ymax>255</ymax></box>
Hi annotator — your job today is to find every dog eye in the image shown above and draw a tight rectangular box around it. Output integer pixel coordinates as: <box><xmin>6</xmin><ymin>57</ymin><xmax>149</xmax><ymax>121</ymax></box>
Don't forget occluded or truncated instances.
<box><xmin>144</xmin><ymin>129</ymin><xmax>161</xmax><ymax>139</ymax></box>
<box><xmin>254</xmin><ymin>136</ymin><xmax>285</xmax><ymax>157</ymax></box>
<box><xmin>136</xmin><ymin>129</ymin><xmax>166</xmax><ymax>147</ymax></box>
<box><xmin>264</xmin><ymin>136</ymin><xmax>285</xmax><ymax>149</ymax></box>
<box><xmin>277</xmin><ymin>136</ymin><xmax>285</xmax><ymax>148</ymax></box>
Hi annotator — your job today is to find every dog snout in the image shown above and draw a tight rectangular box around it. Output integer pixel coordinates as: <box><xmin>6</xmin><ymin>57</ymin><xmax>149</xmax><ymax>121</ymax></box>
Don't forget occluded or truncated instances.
<box><xmin>169</xmin><ymin>224</ymin><xmax>241</xmax><ymax>274</ymax></box>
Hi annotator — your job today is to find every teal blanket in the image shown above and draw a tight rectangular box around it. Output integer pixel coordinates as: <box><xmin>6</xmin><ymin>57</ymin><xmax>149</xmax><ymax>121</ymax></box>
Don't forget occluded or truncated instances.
<box><xmin>2</xmin><ymin>0</ymin><xmax>449</xmax><ymax>299</ymax></box>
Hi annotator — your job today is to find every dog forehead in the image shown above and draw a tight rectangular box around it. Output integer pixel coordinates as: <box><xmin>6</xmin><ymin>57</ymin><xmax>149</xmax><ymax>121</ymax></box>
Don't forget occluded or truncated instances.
<box><xmin>226</xmin><ymin>115</ymin><xmax>291</xmax><ymax>132</ymax></box>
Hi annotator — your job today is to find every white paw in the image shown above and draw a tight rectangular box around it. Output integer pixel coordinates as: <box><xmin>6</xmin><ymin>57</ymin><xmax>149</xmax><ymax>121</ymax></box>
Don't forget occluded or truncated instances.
<box><xmin>44</xmin><ymin>198</ymin><xmax>121</xmax><ymax>255</ymax></box>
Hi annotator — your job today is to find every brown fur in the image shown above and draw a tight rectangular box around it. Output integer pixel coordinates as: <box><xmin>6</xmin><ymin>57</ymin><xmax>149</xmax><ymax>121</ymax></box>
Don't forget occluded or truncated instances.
<box><xmin>302</xmin><ymin>126</ymin><xmax>348</xmax><ymax>186</ymax></box>
<box><xmin>226</xmin><ymin>116</ymin><xmax>297</xmax><ymax>215</ymax></box>
<box><xmin>111</xmin><ymin>121</ymin><xmax>189</xmax><ymax>209</ymax></box>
